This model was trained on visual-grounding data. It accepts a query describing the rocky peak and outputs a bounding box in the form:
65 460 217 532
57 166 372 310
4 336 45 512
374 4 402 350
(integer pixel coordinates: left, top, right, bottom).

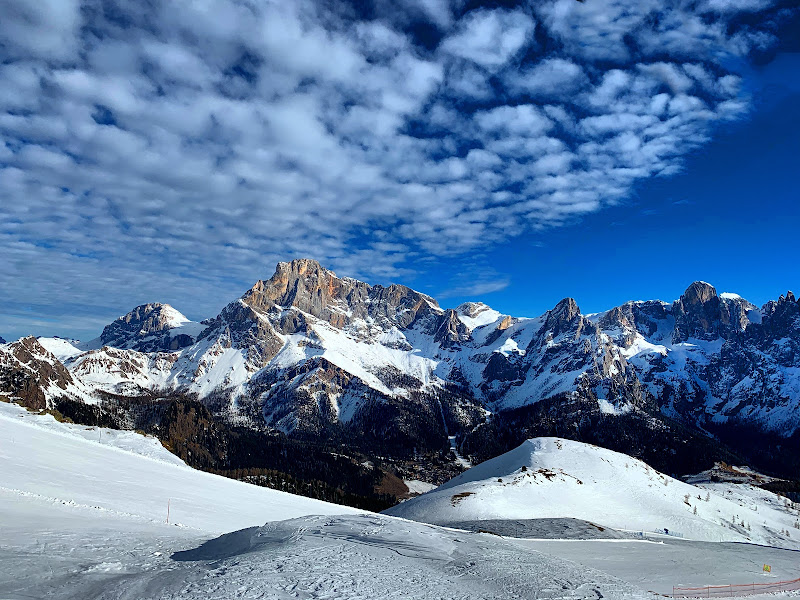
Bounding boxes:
760 291 800 336
681 281 718 306
5 336 59 362
0 337 75 410
241 259 440 332
456 302 491 319
103 303 186 338
552 297 580 320
244 259 352 313
0 336 6 344
599 305 633 331
542 297 581 338
100 303 195 351
672 282 726 343
609 301 672 340
434 309 470 348
597 305 640 348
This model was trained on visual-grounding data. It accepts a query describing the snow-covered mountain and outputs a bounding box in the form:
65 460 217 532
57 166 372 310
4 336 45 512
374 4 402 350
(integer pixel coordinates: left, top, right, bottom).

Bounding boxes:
2 258 799 472
98 302 207 352
385 437 800 549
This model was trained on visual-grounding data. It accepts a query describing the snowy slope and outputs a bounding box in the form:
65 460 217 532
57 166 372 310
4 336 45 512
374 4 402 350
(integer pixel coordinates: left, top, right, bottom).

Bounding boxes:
2 404 797 599
385 438 800 549
0 401 186 465
0 401 654 600
0 401 362 535
37 336 86 361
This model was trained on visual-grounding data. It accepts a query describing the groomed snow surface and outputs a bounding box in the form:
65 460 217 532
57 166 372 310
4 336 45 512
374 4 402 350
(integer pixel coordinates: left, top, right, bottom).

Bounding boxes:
2 406 798 599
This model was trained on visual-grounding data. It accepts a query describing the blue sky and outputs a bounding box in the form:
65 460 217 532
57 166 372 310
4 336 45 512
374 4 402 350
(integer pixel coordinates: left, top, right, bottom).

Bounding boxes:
0 0 798 340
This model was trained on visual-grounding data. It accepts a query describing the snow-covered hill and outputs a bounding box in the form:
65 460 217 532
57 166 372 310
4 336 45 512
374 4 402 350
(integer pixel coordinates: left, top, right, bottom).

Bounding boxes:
385 438 800 549
1 401 797 599
0 400 362 534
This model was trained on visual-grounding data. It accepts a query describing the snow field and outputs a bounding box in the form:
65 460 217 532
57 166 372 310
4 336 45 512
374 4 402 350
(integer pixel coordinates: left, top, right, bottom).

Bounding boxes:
2 404 798 599
0 401 653 599
0 402 362 535
385 438 800 550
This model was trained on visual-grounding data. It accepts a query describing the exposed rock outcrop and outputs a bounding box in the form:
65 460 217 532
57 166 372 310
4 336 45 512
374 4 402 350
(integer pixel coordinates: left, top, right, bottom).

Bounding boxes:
0 337 76 409
241 259 439 332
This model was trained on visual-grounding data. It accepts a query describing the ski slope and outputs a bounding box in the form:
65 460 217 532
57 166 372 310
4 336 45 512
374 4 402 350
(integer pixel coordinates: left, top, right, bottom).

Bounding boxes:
0 401 654 599
0 401 362 534
2 404 798 599
385 438 800 549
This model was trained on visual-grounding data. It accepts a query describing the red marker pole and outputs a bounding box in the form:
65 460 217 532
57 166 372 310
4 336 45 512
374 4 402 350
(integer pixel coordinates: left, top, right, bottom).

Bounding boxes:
166 498 170 524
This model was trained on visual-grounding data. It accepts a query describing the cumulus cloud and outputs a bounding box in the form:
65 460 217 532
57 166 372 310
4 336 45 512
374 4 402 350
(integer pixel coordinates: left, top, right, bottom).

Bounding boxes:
506 58 588 99
439 9 535 69
0 0 791 337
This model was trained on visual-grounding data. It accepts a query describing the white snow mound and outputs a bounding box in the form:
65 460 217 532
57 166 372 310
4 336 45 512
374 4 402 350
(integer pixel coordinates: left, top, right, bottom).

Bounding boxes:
385 438 800 549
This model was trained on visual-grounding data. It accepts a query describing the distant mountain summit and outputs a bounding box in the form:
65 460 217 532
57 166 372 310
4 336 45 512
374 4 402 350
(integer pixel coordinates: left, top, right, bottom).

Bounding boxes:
2 258 799 476
100 303 205 352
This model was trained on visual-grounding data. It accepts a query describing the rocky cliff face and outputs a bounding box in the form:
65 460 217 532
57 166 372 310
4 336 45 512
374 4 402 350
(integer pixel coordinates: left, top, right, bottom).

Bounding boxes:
671 282 754 343
0 337 83 409
240 258 440 331
15 259 800 469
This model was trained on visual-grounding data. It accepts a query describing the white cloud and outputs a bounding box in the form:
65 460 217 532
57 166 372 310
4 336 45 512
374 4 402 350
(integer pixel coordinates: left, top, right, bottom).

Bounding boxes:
438 277 511 299
475 105 553 136
0 0 81 60
506 58 588 99
700 0 776 13
440 9 535 69
0 0 787 338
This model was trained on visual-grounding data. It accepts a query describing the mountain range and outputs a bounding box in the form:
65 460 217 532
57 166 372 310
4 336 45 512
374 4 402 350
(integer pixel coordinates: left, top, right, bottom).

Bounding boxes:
2 258 799 486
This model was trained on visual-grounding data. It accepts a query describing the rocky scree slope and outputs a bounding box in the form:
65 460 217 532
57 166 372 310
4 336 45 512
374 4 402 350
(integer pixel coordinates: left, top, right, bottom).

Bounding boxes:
3 260 799 476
